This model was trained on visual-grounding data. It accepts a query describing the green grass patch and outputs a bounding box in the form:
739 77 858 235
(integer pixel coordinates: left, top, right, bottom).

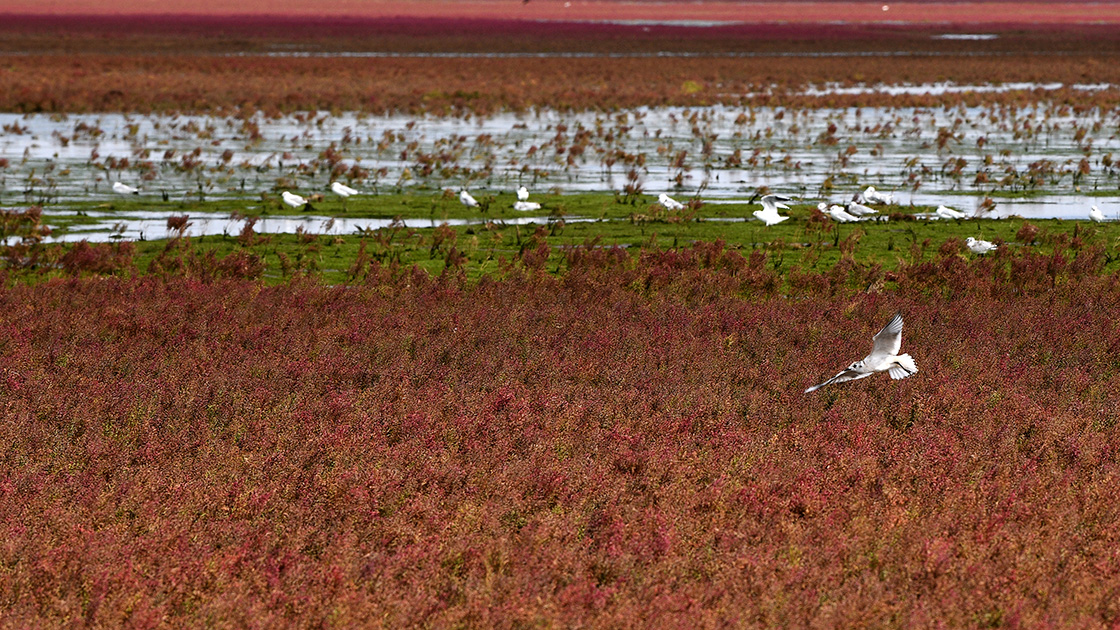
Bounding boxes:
9 192 1120 285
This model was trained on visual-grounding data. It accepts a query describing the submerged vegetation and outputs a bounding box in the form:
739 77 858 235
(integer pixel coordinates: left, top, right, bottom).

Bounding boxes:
5 101 1120 207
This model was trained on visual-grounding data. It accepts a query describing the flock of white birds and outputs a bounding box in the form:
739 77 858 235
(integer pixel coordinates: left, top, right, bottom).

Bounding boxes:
111 178 1109 262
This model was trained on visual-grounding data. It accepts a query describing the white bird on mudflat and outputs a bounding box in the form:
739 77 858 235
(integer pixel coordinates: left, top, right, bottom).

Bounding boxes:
654 191 680 210
846 201 878 217
936 205 968 220
459 190 480 208
966 237 997 255
1089 205 1105 222
819 202 860 223
861 186 894 205
112 181 140 195
513 201 541 211
281 191 307 208
517 186 529 201
805 313 918 393
658 193 685 211
753 194 791 226
331 181 358 197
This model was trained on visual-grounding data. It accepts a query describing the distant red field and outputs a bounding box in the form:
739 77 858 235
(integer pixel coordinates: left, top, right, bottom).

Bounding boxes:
5 0 1120 24
2 1 1119 115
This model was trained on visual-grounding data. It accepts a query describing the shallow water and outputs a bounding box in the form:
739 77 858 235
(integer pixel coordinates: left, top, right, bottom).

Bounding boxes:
6 193 1111 245
12 211 571 244
2 99 1119 227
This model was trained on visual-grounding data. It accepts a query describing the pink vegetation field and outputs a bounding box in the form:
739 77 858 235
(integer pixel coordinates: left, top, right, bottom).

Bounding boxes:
2 251 1119 626
7 0 1120 24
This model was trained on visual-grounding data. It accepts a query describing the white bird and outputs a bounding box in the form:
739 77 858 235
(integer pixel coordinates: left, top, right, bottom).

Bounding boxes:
846 201 878 217
281 191 307 208
513 201 541 212
861 186 894 205
459 190 480 208
819 202 860 223
936 205 968 220
331 181 358 197
805 313 918 393
1089 205 1105 222
753 194 791 226
112 181 139 195
517 186 529 201
966 237 997 255
658 193 685 211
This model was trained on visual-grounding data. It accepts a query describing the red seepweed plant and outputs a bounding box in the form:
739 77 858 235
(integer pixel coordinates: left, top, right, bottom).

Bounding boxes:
1 252 1119 627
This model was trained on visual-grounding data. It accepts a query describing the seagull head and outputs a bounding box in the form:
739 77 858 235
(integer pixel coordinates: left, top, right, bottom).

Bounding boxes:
848 360 865 370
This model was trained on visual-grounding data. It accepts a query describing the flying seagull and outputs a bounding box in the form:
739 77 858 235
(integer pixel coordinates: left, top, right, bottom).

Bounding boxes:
965 237 997 254
805 313 918 393
658 193 685 211
753 193 791 226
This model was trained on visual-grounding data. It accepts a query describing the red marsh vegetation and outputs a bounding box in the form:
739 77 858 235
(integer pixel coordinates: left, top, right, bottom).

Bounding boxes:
2 46 1120 115
2 250 1120 626
1 14 1120 114
6 0 1120 23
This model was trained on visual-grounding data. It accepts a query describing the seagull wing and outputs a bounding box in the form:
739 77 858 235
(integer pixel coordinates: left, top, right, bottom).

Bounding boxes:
805 368 874 393
761 193 792 209
867 313 904 363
